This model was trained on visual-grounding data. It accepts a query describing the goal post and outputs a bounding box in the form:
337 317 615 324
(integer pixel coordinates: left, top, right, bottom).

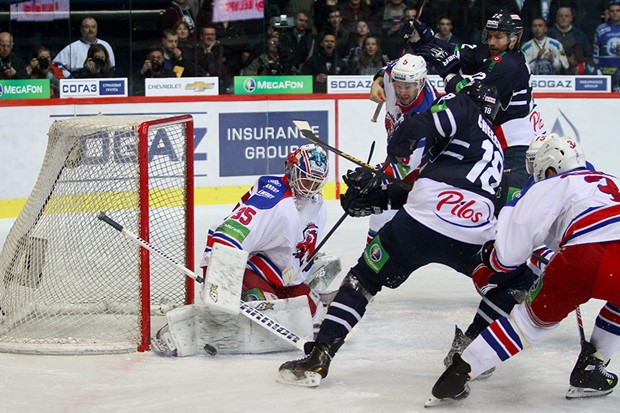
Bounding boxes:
0 114 194 354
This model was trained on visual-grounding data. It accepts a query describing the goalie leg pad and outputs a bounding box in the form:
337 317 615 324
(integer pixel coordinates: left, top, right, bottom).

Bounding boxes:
200 243 248 314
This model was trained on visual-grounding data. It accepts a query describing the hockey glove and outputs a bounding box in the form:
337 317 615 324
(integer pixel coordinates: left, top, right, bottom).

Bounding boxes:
340 168 388 217
417 44 461 78
387 121 417 159
401 19 434 43
472 263 509 296
478 240 495 268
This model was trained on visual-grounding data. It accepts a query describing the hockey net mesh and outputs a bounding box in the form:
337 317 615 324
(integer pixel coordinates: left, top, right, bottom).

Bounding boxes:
0 115 193 354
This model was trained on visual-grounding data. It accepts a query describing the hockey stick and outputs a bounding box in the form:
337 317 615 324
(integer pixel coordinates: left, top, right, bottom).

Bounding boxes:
532 251 587 348
293 120 412 190
97 212 307 352
370 102 383 123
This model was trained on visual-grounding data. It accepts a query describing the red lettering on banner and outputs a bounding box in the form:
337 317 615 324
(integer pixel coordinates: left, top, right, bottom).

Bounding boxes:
436 190 483 223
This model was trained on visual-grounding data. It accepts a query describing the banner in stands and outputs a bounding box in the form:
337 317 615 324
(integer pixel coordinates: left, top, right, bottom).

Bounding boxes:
327 75 611 93
10 0 70 21
219 110 328 176
234 76 313 94
212 0 263 22
60 78 128 98
0 79 50 99
145 77 219 96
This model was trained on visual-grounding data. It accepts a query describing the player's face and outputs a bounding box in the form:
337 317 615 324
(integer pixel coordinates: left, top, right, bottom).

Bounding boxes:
487 30 510 55
394 80 420 106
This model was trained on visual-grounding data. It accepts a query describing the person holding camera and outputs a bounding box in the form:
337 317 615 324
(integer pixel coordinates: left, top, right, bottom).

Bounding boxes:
25 46 64 97
0 32 28 80
73 44 115 79
244 35 290 76
53 17 115 79
132 47 176 96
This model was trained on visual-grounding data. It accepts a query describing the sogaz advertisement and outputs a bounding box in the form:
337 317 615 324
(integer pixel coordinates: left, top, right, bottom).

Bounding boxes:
219 110 328 176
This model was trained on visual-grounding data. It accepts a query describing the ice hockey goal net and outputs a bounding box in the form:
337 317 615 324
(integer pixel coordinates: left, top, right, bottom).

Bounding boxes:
0 114 194 354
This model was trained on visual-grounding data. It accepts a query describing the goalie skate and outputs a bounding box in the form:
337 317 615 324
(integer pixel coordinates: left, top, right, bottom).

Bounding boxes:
150 325 177 357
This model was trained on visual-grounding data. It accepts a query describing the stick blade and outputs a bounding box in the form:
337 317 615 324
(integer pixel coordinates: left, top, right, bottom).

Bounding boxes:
293 120 312 132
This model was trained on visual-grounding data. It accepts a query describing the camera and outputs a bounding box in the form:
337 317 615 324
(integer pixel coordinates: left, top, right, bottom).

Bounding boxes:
270 15 296 73
0 61 11 71
93 56 105 70
271 14 295 30
150 60 162 72
38 56 50 70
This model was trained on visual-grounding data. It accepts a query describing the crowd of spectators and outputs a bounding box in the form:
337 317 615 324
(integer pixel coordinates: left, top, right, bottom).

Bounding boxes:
1 0 619 95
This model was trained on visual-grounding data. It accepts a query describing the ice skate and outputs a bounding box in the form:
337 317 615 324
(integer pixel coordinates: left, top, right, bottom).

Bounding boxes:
444 325 494 379
277 340 343 387
566 341 618 399
425 353 472 407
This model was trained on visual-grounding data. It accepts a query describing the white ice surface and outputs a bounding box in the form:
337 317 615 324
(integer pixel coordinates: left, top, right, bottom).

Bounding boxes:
0 202 617 413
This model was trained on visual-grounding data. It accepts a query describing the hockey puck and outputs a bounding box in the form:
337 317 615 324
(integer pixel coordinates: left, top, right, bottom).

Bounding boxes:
204 343 217 356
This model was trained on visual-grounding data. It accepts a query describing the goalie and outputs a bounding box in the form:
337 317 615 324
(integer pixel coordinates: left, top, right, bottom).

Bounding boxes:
154 144 341 356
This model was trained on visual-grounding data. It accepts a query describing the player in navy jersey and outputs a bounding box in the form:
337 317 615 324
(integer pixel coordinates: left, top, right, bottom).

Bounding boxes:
428 136 620 405
404 11 545 209
276 79 505 387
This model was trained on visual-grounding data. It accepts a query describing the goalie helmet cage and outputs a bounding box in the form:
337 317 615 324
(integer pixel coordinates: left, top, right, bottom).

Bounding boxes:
0 114 194 354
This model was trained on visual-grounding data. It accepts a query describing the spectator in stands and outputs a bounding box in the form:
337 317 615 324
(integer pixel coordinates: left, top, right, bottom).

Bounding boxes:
548 0 607 43
346 20 371 61
349 35 388 75
213 20 251 83
381 0 408 59
300 31 350 93
547 6 595 74
160 28 199 77
25 46 63 97
404 7 417 21
424 0 468 41
279 11 315 73
244 34 292 76
322 8 351 57
174 20 196 61
0 32 27 80
160 0 196 35
338 0 372 33
594 0 620 91
434 15 463 46
521 17 569 75
73 44 115 79
132 47 177 96
314 0 340 33
196 26 226 77
53 17 115 78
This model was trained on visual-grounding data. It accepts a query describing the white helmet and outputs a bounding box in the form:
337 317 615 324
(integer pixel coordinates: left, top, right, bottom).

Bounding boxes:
391 54 427 84
532 135 586 182
285 144 328 199
525 133 561 175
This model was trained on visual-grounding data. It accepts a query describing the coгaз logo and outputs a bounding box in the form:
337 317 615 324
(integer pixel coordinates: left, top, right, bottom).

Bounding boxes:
244 78 257 93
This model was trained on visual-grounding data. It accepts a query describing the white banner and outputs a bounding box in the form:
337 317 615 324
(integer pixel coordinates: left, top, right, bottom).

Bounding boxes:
10 0 70 21
212 0 264 22
145 77 219 96
59 78 128 98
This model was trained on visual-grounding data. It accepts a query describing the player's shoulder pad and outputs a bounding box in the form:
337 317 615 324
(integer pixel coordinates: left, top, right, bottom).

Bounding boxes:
245 176 292 210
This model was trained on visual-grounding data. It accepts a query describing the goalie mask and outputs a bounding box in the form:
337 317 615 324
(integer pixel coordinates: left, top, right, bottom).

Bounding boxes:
482 11 523 50
532 136 586 182
459 80 500 122
285 144 328 199
390 54 427 106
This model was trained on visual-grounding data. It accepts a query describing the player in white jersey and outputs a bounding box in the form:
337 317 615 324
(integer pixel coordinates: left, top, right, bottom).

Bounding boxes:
429 136 620 405
354 54 439 242
201 144 336 319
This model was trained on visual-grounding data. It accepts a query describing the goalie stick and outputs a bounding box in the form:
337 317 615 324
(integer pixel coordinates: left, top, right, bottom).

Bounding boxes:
293 120 412 190
97 212 307 352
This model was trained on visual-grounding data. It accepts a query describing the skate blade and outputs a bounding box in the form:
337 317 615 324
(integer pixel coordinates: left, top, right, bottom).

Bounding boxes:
424 384 471 408
150 337 177 357
276 369 322 387
566 385 614 399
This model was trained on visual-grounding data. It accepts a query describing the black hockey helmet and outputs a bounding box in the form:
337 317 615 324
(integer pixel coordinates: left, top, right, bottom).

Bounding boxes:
460 81 500 122
483 10 524 49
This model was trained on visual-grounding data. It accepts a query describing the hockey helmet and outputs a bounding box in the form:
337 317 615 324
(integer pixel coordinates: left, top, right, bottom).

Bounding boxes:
390 54 427 104
532 136 586 182
460 80 500 122
285 144 329 199
483 11 524 49
526 133 561 175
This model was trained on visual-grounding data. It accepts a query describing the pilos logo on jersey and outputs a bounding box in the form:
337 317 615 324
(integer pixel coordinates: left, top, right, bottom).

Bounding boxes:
0 79 50 99
234 76 313 94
